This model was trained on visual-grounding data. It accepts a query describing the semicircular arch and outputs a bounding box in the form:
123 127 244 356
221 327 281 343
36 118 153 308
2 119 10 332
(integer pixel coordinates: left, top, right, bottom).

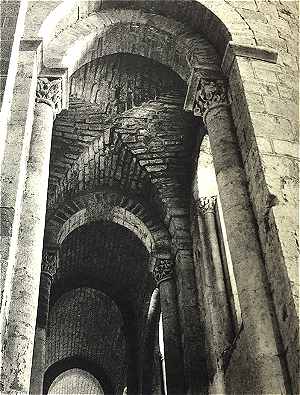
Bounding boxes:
42 11 221 80
25 0 255 69
44 357 114 395
45 190 172 258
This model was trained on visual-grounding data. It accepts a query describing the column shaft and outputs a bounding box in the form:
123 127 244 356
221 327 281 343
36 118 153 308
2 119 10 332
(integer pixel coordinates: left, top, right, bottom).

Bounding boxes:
30 270 53 394
153 257 184 394
141 288 161 395
30 328 46 395
200 199 233 351
205 103 286 392
197 199 233 394
159 278 184 395
1 101 54 393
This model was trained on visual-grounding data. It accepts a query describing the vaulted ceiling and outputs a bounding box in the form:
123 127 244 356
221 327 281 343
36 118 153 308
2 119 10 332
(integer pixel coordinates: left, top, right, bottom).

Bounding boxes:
48 53 186 197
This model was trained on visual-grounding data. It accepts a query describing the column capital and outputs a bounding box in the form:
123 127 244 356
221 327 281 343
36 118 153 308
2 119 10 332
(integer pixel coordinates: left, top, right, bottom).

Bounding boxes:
41 249 58 278
36 77 63 116
184 68 229 123
153 258 174 285
197 196 217 215
36 67 68 117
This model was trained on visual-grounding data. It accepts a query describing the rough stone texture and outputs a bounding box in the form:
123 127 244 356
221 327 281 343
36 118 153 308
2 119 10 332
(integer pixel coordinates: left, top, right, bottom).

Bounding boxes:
227 36 299 393
1 101 54 393
49 220 155 393
47 287 127 394
45 191 171 256
46 81 206 391
52 221 152 317
0 1 298 393
48 54 185 195
0 39 42 363
48 368 104 395
0 0 21 104
26 6 220 80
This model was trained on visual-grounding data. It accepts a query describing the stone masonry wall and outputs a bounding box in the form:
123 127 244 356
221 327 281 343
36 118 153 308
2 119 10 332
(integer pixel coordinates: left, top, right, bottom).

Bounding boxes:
0 0 20 105
224 2 299 391
50 221 154 393
1 1 298 393
47 287 127 394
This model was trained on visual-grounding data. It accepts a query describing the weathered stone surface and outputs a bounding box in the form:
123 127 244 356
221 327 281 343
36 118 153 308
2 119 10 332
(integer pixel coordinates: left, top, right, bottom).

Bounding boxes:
47 288 127 394
1 0 298 394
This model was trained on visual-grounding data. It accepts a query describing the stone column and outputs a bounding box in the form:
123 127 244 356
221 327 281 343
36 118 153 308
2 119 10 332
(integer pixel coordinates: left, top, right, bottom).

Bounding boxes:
197 196 233 393
141 288 161 395
153 258 184 395
30 249 57 395
1 77 63 394
185 70 286 393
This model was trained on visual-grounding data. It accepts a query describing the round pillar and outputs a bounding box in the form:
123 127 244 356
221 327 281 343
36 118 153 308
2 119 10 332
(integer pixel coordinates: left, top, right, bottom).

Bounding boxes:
1 77 62 393
141 288 161 395
197 196 233 393
153 258 184 395
198 197 233 348
30 249 57 394
191 75 286 393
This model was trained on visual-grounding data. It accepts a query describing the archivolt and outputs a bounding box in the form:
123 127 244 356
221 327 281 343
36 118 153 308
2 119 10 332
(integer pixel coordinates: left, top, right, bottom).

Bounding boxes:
43 10 221 80
45 190 172 259
25 0 253 68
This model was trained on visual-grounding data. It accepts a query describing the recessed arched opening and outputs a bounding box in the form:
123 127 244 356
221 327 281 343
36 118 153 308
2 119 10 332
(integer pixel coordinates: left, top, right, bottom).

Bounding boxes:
48 368 104 395
44 358 113 395
41 47 198 395
1 1 297 394
46 219 158 394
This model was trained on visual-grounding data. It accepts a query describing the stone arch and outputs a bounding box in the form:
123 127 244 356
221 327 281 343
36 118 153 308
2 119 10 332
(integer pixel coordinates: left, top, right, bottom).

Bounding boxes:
47 54 188 209
45 190 172 258
25 0 268 64
47 368 105 395
42 11 221 79
46 77 197 262
46 287 127 367
25 1 248 74
1 1 297 394
44 358 114 395
47 224 157 394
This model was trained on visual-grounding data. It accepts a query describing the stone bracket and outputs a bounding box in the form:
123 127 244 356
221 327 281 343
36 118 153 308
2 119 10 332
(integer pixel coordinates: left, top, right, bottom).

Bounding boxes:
221 41 278 76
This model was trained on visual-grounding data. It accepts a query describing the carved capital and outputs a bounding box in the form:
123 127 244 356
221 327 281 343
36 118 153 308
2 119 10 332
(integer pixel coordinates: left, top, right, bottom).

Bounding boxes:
184 69 229 122
36 77 63 116
197 196 217 215
194 78 228 117
153 259 173 284
41 249 58 278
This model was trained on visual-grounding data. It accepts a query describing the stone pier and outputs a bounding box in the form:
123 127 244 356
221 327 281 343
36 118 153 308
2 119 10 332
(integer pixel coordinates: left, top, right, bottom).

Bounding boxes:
185 70 287 394
0 77 63 393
